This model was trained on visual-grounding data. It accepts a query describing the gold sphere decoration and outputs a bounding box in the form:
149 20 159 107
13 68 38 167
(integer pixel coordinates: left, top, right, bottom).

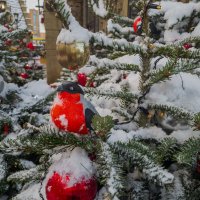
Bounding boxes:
56 42 90 70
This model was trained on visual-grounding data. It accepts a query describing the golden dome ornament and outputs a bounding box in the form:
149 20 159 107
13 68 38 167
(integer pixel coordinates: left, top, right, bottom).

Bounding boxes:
56 42 90 71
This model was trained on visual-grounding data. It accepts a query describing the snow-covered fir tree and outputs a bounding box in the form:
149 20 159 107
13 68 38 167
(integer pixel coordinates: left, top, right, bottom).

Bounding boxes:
0 0 200 199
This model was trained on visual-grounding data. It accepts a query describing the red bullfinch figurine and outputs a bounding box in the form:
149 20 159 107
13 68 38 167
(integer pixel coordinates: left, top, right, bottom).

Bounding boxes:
50 82 98 135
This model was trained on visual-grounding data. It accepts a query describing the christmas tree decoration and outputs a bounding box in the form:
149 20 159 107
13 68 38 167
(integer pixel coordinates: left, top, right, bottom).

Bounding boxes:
4 39 12 46
0 1 6 13
0 118 12 135
50 82 98 134
132 16 142 35
44 148 97 200
183 43 192 50
56 42 90 70
77 73 95 87
24 64 32 70
26 42 35 50
20 73 29 79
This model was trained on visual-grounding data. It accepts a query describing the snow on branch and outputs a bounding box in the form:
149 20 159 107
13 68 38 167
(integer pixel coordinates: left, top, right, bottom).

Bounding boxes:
89 55 140 71
49 0 143 54
98 142 124 199
90 0 108 18
110 141 174 185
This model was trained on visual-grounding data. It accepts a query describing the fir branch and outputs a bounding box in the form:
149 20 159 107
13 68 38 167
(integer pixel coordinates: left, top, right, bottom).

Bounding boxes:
148 104 193 121
112 15 134 27
155 138 179 165
0 126 94 154
89 56 140 72
176 137 200 166
193 113 200 130
107 19 134 38
147 60 200 86
0 29 29 41
153 45 200 59
178 37 200 46
7 165 44 184
97 142 125 199
91 34 144 55
85 88 138 103
20 91 56 114
110 141 174 185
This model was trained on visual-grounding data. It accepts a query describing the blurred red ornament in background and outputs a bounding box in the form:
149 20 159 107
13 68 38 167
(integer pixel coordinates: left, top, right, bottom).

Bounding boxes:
20 73 29 79
26 42 35 50
183 43 192 50
77 73 95 87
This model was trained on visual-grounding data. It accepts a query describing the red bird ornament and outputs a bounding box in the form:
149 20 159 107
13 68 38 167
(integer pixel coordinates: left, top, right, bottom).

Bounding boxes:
50 82 98 135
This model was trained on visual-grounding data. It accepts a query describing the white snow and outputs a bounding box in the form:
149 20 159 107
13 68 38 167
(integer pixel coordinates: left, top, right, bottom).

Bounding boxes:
108 127 200 144
59 114 68 127
91 0 108 18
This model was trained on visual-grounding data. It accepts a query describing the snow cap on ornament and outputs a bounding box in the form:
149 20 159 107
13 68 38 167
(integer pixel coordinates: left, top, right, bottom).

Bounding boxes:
56 29 90 70
42 147 97 200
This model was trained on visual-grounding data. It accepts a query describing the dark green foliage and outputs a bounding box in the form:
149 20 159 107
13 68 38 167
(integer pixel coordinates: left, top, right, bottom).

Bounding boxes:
155 138 179 165
176 138 200 166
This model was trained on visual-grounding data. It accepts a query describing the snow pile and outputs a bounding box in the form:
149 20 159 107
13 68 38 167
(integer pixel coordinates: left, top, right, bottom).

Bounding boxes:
149 1 200 42
42 147 96 199
57 28 90 44
91 0 108 18
14 79 54 110
150 1 200 29
55 0 90 44
108 127 200 144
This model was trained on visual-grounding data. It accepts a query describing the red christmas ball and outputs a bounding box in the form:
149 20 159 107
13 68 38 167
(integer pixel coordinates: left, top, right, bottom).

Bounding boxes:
20 73 29 79
132 16 142 34
50 93 89 134
4 24 9 29
26 42 35 50
46 172 97 200
24 64 32 70
77 73 95 87
183 43 192 50
5 39 12 46
3 124 9 135
77 73 87 86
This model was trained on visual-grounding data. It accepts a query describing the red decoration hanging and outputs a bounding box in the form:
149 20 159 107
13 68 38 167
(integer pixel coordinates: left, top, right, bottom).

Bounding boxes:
77 73 87 86
20 73 29 79
5 39 12 46
3 124 9 135
132 16 142 34
77 73 95 87
183 43 192 50
24 64 32 70
46 172 97 200
26 42 35 50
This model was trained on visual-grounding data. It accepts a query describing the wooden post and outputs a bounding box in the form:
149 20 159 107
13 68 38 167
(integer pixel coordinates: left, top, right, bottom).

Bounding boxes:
44 0 62 84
